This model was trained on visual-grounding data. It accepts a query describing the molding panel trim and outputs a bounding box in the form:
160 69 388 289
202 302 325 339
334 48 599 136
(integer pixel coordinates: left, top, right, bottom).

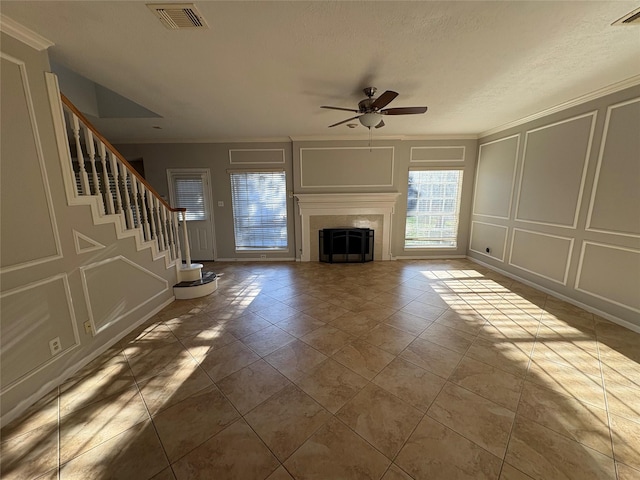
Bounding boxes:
80 256 169 333
410 146 465 163
299 147 394 188
0 53 62 272
508 228 574 285
469 221 509 262
472 134 520 220
73 230 106 254
229 148 285 164
575 241 640 313
585 97 640 238
0 274 80 391
514 112 596 229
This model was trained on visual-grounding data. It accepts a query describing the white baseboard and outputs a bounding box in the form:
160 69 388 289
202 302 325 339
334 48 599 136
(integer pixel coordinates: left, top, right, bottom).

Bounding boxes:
215 257 296 262
393 254 467 260
0 296 175 428
466 256 640 334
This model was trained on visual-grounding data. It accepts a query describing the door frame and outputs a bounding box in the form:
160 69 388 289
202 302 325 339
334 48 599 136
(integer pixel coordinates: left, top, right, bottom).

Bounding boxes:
166 168 217 261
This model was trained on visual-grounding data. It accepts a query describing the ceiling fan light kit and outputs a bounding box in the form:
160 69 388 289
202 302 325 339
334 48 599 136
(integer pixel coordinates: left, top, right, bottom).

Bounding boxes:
321 87 428 130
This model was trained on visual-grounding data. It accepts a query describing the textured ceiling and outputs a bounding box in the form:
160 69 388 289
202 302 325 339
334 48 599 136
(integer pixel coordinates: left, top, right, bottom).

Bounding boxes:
2 1 640 142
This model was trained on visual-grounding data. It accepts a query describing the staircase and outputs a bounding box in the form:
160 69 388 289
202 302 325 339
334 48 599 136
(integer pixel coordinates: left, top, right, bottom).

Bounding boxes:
55 93 216 298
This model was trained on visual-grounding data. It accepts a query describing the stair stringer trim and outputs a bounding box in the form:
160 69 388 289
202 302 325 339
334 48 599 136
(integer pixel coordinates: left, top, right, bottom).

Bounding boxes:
46 73 179 271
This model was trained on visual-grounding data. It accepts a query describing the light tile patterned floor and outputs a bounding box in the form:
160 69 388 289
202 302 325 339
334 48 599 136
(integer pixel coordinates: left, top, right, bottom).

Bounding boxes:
2 259 639 479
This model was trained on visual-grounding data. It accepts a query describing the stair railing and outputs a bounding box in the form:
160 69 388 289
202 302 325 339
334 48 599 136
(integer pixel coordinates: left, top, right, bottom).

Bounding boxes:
59 94 191 266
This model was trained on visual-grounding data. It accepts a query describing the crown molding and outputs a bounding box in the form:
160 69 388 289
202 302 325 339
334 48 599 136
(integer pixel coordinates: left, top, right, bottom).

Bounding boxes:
289 134 478 142
116 136 292 144
479 74 640 138
0 15 54 51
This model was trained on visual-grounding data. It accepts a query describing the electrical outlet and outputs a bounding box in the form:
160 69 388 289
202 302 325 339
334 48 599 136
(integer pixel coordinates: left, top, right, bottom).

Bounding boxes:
49 337 62 356
260 254 267 259
84 320 93 335
217 201 224 207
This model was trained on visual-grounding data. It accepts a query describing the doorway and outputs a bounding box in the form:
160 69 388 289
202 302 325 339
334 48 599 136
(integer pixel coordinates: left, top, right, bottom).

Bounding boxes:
167 169 216 261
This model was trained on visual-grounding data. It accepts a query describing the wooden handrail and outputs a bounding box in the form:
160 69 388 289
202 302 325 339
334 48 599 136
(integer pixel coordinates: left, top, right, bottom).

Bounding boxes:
60 93 184 213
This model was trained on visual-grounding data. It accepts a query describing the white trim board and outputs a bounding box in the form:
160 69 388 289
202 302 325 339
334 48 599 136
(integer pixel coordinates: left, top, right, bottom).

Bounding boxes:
472 134 520 220
513 111 597 229
585 97 640 239
0 274 80 393
0 53 63 273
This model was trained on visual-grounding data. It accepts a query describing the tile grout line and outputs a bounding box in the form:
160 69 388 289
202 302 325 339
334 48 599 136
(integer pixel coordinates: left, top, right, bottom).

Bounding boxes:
122 330 176 479
496 312 541 479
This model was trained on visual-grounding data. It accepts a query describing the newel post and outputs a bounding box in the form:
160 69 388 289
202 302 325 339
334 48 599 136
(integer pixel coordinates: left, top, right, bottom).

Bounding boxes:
180 210 192 267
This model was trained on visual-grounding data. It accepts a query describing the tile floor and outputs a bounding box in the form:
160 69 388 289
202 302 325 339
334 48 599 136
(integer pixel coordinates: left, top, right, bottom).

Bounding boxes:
1 259 639 479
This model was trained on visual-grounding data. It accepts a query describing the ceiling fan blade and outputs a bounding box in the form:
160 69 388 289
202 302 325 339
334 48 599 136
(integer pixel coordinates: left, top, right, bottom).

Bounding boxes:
381 106 428 115
371 90 398 110
375 120 385 129
328 115 360 128
321 106 359 113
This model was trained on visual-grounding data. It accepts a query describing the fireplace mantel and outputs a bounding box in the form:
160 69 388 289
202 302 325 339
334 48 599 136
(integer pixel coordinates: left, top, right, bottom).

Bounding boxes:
294 193 401 262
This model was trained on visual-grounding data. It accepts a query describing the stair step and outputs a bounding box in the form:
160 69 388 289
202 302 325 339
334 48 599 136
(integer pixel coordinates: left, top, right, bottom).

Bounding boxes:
174 271 217 288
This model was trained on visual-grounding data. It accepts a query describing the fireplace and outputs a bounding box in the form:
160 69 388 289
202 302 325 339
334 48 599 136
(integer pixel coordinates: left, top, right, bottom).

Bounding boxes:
320 228 374 263
294 193 400 262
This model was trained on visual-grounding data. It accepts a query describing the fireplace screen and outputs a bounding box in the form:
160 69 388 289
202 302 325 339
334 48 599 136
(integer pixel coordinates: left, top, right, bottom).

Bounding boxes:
319 228 374 263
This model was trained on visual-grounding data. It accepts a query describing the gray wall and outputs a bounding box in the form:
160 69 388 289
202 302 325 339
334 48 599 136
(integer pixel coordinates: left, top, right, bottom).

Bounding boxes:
0 33 177 425
128 138 477 261
291 139 478 259
469 85 640 329
115 142 296 261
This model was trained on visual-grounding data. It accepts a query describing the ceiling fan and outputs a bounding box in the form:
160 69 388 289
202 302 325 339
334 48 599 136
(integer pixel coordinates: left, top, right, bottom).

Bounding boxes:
321 87 428 129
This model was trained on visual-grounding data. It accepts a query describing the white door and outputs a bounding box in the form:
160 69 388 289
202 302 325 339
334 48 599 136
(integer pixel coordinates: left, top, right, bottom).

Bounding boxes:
167 169 215 261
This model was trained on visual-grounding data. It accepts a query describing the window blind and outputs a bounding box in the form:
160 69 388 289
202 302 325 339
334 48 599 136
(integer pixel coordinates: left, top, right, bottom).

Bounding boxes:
173 176 206 221
230 171 288 250
405 169 463 248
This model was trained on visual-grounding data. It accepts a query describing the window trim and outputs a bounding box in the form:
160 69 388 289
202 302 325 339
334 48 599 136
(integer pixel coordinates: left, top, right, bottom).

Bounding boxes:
403 168 464 250
229 170 289 253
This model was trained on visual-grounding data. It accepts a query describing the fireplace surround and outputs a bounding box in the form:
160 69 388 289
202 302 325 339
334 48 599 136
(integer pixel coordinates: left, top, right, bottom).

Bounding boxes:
294 193 400 262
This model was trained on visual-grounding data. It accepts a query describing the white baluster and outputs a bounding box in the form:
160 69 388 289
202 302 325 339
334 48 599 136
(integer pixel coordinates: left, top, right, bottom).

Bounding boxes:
173 211 182 262
130 177 142 231
146 189 157 242
156 198 167 251
83 129 100 202
71 114 90 195
120 165 134 229
109 151 123 215
63 109 80 197
98 142 115 214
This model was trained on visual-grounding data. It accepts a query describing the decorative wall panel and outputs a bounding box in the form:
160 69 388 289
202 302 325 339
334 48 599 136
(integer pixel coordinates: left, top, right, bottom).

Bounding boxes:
469 221 508 262
229 148 285 164
0 54 61 271
300 147 394 187
515 113 596 227
473 135 519 219
0 275 78 388
586 98 640 237
575 242 640 313
509 229 573 284
410 146 465 163
80 256 169 333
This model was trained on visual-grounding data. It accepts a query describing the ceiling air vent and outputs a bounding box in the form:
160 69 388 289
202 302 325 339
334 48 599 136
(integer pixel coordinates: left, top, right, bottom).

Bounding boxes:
147 3 209 29
612 6 640 25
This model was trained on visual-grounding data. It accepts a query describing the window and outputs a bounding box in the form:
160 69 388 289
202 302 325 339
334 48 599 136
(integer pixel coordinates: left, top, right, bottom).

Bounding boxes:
230 171 288 250
169 172 208 221
405 169 463 248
